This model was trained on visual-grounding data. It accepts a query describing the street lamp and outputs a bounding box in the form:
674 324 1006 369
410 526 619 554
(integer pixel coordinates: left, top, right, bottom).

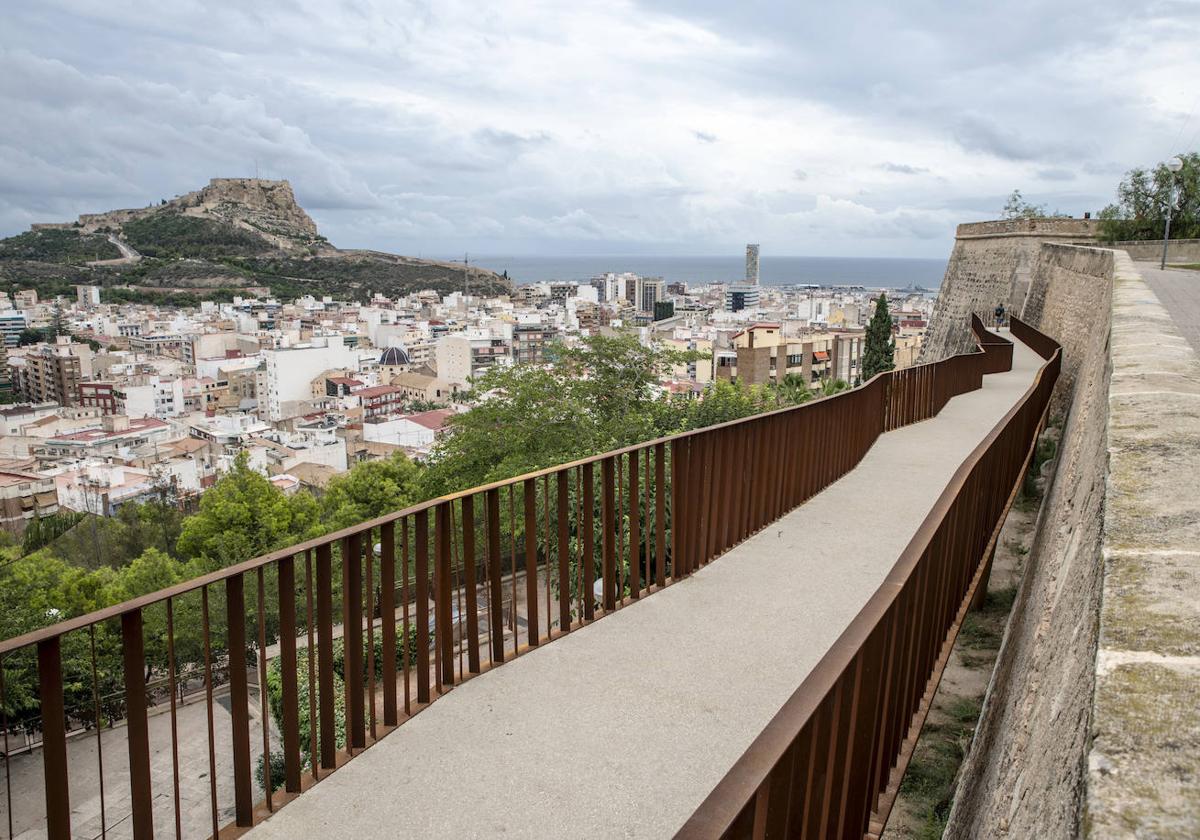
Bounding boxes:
1161 155 1184 270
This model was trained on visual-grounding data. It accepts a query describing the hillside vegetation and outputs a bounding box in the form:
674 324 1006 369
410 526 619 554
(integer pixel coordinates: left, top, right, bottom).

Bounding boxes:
121 212 275 260
0 177 511 303
0 228 119 263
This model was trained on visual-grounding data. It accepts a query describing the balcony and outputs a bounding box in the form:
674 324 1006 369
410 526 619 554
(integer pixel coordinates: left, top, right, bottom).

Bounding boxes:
0 317 1059 839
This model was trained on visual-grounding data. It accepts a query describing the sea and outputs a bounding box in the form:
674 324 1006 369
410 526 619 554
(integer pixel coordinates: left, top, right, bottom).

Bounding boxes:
463 255 947 290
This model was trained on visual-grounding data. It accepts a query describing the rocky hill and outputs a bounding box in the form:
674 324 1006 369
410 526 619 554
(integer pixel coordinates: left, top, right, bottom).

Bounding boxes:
0 178 511 305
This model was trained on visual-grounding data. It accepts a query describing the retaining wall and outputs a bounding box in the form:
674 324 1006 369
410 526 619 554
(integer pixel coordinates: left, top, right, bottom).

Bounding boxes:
1103 238 1200 263
943 248 1200 837
944 245 1113 839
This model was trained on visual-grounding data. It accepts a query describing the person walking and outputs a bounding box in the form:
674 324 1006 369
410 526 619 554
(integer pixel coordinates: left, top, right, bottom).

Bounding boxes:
993 302 1006 328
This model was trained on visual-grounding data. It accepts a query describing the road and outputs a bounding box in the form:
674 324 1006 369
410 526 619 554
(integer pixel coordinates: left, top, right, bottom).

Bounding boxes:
1134 262 1200 355
85 234 141 267
245 337 1044 840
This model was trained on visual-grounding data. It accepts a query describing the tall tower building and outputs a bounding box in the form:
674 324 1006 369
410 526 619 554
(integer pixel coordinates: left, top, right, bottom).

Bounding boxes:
745 244 760 285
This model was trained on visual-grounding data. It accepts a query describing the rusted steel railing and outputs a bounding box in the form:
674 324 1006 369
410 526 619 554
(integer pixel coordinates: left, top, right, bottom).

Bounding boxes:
0 319 1012 839
677 316 1059 840
972 312 1015 374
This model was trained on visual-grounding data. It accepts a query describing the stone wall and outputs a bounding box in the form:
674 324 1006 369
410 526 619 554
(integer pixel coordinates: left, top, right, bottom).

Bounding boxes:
920 219 1098 363
944 248 1200 837
1103 238 1200 263
1022 244 1114 417
944 245 1113 840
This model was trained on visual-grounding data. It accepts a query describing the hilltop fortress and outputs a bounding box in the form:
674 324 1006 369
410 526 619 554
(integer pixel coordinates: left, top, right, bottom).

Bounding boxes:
33 178 324 251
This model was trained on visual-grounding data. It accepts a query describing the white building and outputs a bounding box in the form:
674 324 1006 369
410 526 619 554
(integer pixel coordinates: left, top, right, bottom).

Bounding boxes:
117 376 186 419
361 409 454 455
434 331 509 386
76 286 102 308
261 337 359 422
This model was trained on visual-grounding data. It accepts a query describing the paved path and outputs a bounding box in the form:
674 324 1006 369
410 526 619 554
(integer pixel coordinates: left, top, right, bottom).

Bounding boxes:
247 338 1043 840
3 686 275 840
1135 262 1200 355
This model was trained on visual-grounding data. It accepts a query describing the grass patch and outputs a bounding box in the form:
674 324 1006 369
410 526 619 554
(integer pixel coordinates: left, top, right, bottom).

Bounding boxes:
958 651 995 669
1170 263 1200 270
958 586 1017 649
900 701 981 839
1016 434 1058 511
1004 538 1029 557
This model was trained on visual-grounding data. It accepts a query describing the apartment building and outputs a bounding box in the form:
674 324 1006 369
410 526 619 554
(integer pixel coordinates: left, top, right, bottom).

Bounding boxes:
11 338 94 406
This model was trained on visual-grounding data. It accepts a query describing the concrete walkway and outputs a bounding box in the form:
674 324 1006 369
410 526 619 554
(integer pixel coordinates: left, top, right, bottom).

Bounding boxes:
1134 262 1200 355
247 337 1044 840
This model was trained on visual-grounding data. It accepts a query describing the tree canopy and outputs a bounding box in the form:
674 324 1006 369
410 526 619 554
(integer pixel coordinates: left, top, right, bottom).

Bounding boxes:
1098 152 1200 242
176 451 323 570
321 451 422 530
418 332 690 495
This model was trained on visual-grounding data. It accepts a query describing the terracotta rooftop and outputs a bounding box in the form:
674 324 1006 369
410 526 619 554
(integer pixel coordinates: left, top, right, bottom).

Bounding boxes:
406 408 454 430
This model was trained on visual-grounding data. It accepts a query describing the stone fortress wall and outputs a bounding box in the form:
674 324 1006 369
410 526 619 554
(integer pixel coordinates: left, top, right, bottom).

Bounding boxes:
928 223 1200 837
919 219 1100 363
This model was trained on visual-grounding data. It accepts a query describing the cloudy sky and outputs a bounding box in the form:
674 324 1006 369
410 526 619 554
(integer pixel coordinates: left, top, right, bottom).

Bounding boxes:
2 1 1198 258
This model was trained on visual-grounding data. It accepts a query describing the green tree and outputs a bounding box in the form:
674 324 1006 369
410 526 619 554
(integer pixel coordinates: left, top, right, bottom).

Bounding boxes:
1002 189 1046 220
49 302 68 338
419 332 689 496
819 377 851 397
17 327 46 346
862 293 895 382
1097 152 1200 242
321 452 422 530
177 452 323 569
769 373 816 407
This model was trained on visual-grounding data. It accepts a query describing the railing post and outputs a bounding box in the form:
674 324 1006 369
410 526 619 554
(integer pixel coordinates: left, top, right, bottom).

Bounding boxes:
523 478 540 641
557 472 571 628
628 449 641 597
582 461 596 619
486 489 505 662
37 637 70 840
121 609 154 839
435 503 456 685
315 542 336 768
343 533 365 749
226 572 253 827
277 555 303 791
415 509 432 702
601 457 616 610
460 499 481 673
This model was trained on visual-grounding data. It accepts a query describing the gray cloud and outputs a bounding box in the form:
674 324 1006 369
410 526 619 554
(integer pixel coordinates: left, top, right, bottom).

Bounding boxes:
1036 168 1076 182
879 162 930 175
1 0 1198 258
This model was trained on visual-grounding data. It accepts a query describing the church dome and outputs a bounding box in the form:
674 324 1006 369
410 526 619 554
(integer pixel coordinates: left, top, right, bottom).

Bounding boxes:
379 345 411 366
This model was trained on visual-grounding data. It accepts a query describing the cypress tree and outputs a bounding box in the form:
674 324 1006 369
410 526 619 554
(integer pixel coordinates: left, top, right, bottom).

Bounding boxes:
862 293 895 381
49 302 68 338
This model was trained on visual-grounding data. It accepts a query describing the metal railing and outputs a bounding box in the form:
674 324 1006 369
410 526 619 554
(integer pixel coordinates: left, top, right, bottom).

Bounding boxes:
0 318 1017 839
971 313 1014 374
677 316 1060 839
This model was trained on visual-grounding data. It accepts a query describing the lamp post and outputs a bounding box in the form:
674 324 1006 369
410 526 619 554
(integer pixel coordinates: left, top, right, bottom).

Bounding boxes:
1161 155 1184 270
